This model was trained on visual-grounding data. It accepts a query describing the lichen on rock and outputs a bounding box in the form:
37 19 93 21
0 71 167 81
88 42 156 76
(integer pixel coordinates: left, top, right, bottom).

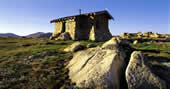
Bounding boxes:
126 51 167 89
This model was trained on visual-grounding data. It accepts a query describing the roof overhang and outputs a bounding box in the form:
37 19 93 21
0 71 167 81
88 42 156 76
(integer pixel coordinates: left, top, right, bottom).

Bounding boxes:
50 10 114 23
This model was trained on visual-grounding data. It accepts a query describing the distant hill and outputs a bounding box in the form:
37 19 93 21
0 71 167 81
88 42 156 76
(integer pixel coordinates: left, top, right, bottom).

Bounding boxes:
0 32 52 38
0 33 20 37
26 32 52 38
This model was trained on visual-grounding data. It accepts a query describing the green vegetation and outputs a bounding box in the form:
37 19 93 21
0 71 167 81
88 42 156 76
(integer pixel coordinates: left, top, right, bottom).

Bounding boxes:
0 37 103 89
132 42 170 58
0 37 169 88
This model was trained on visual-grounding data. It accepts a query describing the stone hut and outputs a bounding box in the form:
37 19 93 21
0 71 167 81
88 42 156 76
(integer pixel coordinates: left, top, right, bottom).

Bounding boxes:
50 10 113 41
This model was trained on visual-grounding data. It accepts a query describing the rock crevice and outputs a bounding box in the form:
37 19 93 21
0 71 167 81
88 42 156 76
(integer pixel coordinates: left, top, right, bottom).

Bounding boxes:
66 37 169 89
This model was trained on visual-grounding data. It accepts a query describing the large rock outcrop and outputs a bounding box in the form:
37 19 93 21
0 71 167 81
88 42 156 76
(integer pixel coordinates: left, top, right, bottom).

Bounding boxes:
49 32 71 41
146 56 170 89
66 37 169 89
67 38 128 89
119 32 170 39
64 42 83 52
126 51 167 89
89 29 112 42
86 43 97 48
55 32 71 41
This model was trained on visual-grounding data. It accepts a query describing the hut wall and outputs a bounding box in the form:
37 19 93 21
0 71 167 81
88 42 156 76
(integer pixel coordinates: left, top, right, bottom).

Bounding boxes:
88 16 96 41
89 25 95 41
52 22 64 36
75 16 93 40
65 21 76 40
51 14 112 41
91 15 112 41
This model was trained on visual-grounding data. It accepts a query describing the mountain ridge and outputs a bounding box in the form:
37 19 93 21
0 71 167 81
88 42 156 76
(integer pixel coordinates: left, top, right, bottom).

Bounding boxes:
0 32 52 38
0 33 20 37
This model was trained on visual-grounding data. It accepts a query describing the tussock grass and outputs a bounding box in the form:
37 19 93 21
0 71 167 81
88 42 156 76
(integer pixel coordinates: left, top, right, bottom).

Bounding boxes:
1 37 169 88
0 37 103 89
132 42 170 58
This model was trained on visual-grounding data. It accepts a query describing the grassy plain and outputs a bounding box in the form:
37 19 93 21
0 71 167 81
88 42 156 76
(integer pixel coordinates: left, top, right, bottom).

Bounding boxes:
0 37 169 88
0 37 103 88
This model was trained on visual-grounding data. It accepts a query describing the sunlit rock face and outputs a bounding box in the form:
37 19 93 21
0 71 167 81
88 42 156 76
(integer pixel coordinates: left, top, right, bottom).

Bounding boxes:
64 42 83 52
67 37 129 89
126 51 167 89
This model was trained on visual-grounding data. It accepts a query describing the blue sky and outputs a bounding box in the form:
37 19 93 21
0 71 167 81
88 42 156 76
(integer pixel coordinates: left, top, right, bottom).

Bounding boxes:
0 0 169 36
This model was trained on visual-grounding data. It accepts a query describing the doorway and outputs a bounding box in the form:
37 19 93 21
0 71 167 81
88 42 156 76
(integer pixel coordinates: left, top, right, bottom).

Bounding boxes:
62 22 66 33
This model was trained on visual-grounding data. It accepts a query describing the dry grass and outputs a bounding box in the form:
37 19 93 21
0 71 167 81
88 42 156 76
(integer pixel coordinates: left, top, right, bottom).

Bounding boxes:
0 37 103 89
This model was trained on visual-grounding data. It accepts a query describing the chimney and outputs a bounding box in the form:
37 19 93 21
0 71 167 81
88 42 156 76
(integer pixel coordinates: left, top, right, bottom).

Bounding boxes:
79 9 81 15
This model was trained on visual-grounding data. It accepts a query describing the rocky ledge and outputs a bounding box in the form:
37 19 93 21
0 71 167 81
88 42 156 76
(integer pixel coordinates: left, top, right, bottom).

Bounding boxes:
66 37 170 89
